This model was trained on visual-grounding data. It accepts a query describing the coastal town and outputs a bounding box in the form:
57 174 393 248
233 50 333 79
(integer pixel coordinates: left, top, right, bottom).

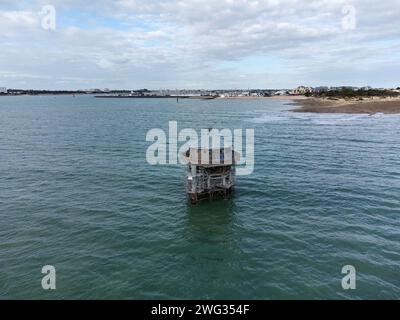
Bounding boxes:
0 86 399 98
2 85 399 114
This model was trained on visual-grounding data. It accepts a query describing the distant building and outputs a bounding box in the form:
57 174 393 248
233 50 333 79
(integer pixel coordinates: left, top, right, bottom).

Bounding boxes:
314 86 329 93
82 88 102 94
274 90 289 96
330 86 358 92
290 86 313 95
0 87 7 94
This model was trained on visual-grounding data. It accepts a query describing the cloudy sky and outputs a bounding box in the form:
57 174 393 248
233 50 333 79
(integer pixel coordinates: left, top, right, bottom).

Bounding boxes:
0 0 399 89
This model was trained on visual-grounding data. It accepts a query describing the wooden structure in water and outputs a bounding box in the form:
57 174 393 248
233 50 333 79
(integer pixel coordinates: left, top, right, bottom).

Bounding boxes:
181 147 240 204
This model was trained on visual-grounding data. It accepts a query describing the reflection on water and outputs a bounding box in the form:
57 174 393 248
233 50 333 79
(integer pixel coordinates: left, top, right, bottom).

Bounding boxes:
186 200 236 234
182 200 240 264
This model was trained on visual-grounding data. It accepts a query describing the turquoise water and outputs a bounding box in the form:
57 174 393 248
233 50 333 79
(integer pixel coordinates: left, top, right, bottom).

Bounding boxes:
0 95 399 299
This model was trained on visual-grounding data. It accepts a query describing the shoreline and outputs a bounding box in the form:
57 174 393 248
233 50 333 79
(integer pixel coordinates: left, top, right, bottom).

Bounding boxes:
289 96 400 114
217 95 308 101
217 95 400 114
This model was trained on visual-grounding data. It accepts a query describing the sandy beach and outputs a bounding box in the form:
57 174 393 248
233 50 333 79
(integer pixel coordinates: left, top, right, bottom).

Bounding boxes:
218 95 400 114
218 95 309 101
290 96 400 114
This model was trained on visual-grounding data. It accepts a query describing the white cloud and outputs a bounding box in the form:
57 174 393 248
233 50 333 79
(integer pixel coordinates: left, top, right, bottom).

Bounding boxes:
0 0 399 89
0 10 39 36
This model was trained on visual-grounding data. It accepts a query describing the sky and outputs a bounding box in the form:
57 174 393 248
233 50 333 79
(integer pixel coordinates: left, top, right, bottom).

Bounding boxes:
0 0 399 90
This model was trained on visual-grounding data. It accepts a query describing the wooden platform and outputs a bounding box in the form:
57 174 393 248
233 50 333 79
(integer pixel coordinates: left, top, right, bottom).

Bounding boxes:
182 148 239 204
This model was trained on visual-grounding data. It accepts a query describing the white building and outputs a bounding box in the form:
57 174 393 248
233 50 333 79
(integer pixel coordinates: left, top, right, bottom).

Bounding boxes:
0 87 7 94
291 86 313 95
361 86 372 91
274 90 289 96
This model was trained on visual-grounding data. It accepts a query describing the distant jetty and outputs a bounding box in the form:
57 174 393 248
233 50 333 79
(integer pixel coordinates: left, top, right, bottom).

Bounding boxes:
94 95 218 100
